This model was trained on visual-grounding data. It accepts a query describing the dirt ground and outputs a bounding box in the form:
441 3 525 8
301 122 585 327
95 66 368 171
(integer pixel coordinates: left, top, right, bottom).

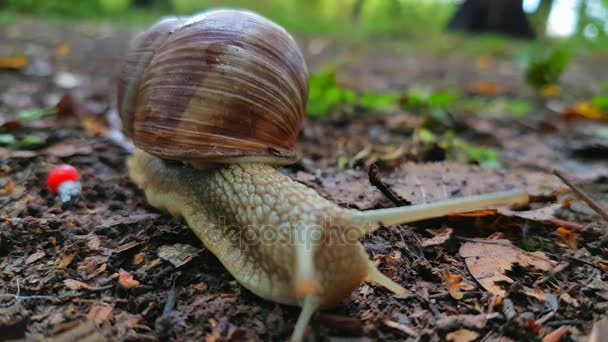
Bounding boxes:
1 18 608 342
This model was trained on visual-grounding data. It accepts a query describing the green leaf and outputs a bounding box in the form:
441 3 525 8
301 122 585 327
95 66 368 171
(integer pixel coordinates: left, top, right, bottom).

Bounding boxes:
359 93 400 111
524 48 570 89
17 108 55 123
592 95 608 111
505 99 532 117
307 66 357 117
19 135 45 148
428 90 459 108
0 134 16 145
464 146 502 169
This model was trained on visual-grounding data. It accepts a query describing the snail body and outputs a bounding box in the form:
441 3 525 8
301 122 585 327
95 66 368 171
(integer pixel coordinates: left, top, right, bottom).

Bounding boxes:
120 10 528 341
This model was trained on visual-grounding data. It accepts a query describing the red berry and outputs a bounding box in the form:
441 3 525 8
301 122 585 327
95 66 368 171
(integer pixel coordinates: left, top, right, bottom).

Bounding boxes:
47 165 79 193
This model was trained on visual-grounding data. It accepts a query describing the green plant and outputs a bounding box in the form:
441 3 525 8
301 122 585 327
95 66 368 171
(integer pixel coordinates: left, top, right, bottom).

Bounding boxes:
307 67 356 117
524 48 570 89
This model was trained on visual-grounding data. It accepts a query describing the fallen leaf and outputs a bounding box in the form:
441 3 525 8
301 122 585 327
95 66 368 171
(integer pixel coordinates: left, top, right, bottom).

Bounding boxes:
192 282 209 292
64 279 94 291
133 252 145 265
82 115 108 136
539 84 561 98
88 263 107 279
564 101 608 121
443 272 473 300
460 239 554 296
422 227 453 247
0 55 28 70
446 329 480 342
473 56 492 69
55 43 71 57
56 253 75 268
542 325 571 342
118 269 140 289
157 243 200 268
524 286 547 302
87 304 114 324
468 80 504 96
86 235 101 251
0 179 14 195
26 250 45 264
45 142 93 158
113 241 140 254
556 227 577 249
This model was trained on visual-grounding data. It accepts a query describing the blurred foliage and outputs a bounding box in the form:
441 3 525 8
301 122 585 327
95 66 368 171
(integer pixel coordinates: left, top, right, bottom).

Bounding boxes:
307 67 356 116
523 48 570 89
307 67 401 116
1 0 131 16
416 129 501 169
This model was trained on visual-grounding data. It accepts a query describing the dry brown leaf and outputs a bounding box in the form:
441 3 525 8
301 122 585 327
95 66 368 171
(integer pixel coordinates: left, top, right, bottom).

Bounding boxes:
82 116 108 135
539 84 561 98
460 239 554 296
443 272 473 300
473 56 492 69
64 279 93 291
118 269 139 289
45 142 93 158
87 235 101 251
55 43 71 57
192 282 209 292
56 253 75 268
113 241 140 254
563 101 608 121
422 227 453 247
0 55 28 70
468 80 504 96
524 286 547 302
0 179 14 195
87 304 114 324
446 329 480 342
157 243 199 268
26 250 45 265
133 252 145 265
556 227 578 249
88 263 107 279
142 258 161 270
542 325 571 342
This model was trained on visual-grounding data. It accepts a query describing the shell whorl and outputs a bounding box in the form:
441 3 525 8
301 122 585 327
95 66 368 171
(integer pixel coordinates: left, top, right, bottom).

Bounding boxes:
118 10 309 165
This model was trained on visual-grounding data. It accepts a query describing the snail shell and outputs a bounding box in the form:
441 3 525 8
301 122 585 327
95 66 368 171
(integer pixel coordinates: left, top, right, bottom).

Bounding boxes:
117 9 309 165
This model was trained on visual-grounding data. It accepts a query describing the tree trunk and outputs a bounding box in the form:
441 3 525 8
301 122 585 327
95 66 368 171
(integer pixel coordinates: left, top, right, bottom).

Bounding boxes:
447 0 536 39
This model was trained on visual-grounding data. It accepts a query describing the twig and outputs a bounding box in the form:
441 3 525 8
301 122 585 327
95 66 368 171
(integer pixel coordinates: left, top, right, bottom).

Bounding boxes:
368 164 411 206
553 169 608 222
0 279 59 308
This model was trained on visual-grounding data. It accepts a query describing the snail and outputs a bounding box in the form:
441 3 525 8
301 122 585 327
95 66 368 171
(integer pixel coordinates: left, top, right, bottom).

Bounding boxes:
118 9 528 341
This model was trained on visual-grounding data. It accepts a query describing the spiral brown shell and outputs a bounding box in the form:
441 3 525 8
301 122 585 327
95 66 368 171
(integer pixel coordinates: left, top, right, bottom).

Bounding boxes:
117 9 308 165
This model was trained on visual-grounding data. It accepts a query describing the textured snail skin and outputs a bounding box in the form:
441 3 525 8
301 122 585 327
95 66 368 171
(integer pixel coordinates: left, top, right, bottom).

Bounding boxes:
128 149 403 309
127 149 528 340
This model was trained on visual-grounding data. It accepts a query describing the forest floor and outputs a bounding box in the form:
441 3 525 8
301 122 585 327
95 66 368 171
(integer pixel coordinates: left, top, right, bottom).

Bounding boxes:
1 18 608 342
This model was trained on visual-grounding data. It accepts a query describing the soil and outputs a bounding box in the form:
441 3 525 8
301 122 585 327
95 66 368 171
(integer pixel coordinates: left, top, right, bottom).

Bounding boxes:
1 18 607 342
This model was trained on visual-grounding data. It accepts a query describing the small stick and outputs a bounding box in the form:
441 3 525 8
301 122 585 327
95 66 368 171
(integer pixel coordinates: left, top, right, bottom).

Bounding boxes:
368 164 411 206
552 169 608 223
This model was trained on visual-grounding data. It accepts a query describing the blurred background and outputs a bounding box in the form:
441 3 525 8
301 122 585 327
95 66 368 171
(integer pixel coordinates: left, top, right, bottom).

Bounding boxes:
1 0 608 46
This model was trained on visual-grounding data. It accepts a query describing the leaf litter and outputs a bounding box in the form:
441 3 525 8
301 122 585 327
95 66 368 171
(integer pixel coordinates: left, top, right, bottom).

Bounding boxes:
0 16 607 342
